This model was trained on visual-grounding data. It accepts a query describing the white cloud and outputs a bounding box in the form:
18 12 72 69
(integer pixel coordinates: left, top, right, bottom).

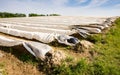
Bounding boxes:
84 0 109 8
55 6 120 17
114 4 120 8
76 0 88 4
51 0 69 6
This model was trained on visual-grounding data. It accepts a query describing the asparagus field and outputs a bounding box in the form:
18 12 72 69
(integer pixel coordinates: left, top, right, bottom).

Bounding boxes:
0 16 119 75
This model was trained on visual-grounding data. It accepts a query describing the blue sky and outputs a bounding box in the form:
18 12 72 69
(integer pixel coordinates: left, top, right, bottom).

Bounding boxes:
0 0 120 16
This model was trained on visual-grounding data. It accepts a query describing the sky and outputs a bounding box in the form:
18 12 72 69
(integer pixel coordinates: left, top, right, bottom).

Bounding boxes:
0 0 120 16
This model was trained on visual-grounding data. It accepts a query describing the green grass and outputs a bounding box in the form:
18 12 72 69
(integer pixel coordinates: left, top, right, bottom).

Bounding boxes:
51 18 120 75
52 59 87 75
0 62 7 75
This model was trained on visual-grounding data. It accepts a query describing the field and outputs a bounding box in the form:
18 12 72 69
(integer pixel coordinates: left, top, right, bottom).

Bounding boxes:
0 17 120 75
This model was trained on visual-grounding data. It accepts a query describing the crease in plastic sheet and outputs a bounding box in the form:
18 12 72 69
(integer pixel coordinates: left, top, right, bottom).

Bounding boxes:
55 34 79 46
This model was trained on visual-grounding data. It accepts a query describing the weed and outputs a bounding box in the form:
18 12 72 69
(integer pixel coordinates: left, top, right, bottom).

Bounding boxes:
64 56 74 63
0 63 7 75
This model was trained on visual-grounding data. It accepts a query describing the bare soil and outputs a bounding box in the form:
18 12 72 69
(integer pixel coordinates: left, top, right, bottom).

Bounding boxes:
0 50 44 75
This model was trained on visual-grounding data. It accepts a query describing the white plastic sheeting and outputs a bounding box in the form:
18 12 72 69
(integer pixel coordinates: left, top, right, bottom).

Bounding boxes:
0 23 75 35
22 42 52 60
0 35 52 60
0 16 117 34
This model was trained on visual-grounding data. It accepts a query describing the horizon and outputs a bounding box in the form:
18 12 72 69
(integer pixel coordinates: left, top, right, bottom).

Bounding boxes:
0 0 120 17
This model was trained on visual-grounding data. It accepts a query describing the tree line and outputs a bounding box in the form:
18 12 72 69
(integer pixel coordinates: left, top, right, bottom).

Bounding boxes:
29 13 60 17
0 12 61 18
0 12 26 18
